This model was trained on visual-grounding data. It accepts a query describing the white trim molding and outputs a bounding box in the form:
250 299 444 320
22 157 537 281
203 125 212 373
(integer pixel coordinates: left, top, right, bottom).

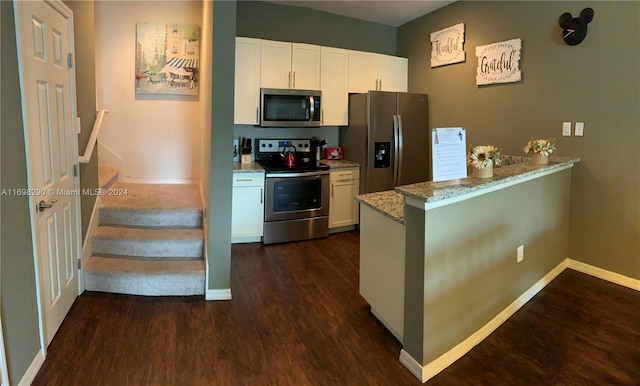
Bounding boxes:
567 259 640 291
205 289 232 301
78 109 108 163
18 349 45 386
79 196 101 294
400 259 568 383
0 318 8 386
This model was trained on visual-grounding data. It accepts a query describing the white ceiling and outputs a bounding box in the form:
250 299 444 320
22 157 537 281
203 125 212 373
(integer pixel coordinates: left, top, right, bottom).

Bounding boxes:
268 1 456 27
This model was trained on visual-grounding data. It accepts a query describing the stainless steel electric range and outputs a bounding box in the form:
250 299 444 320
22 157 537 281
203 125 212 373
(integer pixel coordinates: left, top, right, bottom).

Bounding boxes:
255 138 330 244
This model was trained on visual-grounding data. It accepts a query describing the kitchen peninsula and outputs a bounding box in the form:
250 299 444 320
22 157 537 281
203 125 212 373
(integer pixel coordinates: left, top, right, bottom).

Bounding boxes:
357 156 580 383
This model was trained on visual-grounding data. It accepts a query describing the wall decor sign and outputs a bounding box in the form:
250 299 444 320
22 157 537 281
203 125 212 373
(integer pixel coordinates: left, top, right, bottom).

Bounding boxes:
475 38 522 85
135 22 201 96
430 23 465 67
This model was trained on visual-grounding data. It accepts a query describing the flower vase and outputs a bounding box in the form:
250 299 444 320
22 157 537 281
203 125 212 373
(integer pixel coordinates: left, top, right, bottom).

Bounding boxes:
472 163 493 178
532 153 549 165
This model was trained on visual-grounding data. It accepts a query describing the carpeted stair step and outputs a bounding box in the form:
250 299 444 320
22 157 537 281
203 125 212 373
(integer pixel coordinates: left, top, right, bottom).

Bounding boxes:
84 256 205 296
100 182 202 228
92 226 204 258
98 166 119 189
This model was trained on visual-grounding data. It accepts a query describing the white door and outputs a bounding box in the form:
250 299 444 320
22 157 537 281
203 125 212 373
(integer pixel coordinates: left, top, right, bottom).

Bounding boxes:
320 47 349 126
15 0 80 346
234 37 261 124
291 43 320 90
260 39 292 89
348 50 379 93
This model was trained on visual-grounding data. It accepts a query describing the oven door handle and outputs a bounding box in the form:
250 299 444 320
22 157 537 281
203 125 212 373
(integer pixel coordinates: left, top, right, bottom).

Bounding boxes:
266 171 329 178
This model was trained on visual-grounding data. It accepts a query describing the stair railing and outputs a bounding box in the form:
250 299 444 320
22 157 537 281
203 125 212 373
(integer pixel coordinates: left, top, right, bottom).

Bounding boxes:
79 109 109 163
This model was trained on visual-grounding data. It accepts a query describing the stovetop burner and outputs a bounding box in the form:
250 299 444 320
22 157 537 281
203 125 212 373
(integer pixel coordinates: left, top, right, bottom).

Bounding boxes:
255 138 329 173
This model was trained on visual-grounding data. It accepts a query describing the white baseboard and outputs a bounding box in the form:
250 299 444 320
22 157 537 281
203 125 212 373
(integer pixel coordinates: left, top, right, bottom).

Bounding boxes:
122 177 199 185
205 289 232 301
567 259 640 291
400 259 568 383
18 348 45 386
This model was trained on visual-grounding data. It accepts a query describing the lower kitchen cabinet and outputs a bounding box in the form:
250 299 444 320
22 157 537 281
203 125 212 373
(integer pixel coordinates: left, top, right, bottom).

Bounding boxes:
232 172 264 243
329 167 360 229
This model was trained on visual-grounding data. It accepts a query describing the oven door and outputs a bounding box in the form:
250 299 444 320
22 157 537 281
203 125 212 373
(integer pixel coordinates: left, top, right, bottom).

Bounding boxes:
264 171 329 222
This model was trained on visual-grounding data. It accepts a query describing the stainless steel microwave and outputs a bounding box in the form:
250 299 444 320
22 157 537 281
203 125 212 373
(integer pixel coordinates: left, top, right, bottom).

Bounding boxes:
260 88 322 127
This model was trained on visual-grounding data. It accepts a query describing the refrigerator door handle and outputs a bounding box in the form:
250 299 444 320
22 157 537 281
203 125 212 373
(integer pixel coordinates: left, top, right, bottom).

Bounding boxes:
397 114 404 185
393 114 400 186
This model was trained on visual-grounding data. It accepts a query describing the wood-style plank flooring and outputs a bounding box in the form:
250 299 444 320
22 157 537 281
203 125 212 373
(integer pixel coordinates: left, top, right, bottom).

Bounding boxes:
33 231 639 385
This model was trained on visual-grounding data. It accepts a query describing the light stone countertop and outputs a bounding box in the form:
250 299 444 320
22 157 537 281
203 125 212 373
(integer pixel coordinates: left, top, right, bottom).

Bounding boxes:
396 156 580 204
356 190 405 224
320 159 360 169
355 155 580 224
232 162 264 173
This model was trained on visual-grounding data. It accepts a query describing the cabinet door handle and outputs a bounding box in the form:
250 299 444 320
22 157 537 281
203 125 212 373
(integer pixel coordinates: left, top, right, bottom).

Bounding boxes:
288 71 291 88
379 78 382 90
331 183 334 198
260 188 263 204
235 179 253 182
321 109 324 124
256 106 259 124
293 71 296 88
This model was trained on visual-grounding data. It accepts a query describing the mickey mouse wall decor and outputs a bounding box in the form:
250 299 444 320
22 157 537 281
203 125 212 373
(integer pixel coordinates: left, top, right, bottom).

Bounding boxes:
559 8 594 46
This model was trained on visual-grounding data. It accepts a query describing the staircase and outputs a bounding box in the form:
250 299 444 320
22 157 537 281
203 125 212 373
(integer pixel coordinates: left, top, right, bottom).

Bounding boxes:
84 167 205 296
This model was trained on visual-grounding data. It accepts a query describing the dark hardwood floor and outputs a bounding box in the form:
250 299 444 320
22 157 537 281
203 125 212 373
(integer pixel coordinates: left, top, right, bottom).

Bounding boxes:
33 231 639 385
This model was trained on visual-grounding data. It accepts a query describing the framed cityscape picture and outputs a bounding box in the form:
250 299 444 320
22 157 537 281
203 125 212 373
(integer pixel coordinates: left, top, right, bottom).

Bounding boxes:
135 22 200 96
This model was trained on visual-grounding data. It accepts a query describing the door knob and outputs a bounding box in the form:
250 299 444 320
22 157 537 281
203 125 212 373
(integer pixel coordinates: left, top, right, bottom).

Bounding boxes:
38 199 57 212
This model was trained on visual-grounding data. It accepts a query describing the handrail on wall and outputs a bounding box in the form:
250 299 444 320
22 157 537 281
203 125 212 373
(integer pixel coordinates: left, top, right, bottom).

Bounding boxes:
79 109 109 164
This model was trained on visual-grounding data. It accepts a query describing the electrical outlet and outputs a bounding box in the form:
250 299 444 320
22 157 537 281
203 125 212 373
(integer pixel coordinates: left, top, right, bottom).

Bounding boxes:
562 122 571 136
517 245 524 263
575 122 584 136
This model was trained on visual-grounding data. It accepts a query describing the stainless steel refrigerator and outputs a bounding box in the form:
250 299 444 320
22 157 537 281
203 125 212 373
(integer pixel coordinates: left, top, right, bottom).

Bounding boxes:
341 91 429 194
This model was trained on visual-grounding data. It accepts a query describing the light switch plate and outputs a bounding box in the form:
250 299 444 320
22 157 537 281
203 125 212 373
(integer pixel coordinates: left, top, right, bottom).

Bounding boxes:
76 116 81 135
575 122 584 136
562 122 571 136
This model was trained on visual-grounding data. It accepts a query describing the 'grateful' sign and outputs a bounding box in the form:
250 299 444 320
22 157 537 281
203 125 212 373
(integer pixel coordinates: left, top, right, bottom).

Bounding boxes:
475 38 522 85
430 23 465 67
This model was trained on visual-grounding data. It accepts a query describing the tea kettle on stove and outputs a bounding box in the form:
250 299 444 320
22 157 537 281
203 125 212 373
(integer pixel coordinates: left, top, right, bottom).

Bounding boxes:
281 144 296 167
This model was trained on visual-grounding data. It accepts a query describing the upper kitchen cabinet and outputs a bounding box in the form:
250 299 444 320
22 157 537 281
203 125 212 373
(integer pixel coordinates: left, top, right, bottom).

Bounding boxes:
261 40 321 90
320 47 349 126
235 37 261 125
348 50 408 93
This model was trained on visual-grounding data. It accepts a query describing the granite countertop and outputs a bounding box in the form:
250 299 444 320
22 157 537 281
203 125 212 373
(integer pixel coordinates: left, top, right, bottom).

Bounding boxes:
355 155 580 224
396 155 580 204
320 159 360 169
356 190 405 224
233 162 264 172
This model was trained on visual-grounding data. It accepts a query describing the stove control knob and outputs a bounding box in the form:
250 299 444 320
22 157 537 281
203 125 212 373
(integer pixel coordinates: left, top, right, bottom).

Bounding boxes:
268 144 273 148
261 144 266 147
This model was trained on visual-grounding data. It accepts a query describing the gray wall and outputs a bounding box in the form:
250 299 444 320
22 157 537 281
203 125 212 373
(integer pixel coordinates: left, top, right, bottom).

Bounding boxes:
64 0 99 240
208 0 236 290
398 1 640 279
1 2 43 384
237 1 397 55
404 169 571 365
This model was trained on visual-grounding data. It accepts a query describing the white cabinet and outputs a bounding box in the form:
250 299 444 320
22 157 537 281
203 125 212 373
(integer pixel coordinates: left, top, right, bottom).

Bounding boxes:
232 172 264 243
234 37 261 125
261 40 320 90
348 50 408 93
329 167 360 229
320 47 349 126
